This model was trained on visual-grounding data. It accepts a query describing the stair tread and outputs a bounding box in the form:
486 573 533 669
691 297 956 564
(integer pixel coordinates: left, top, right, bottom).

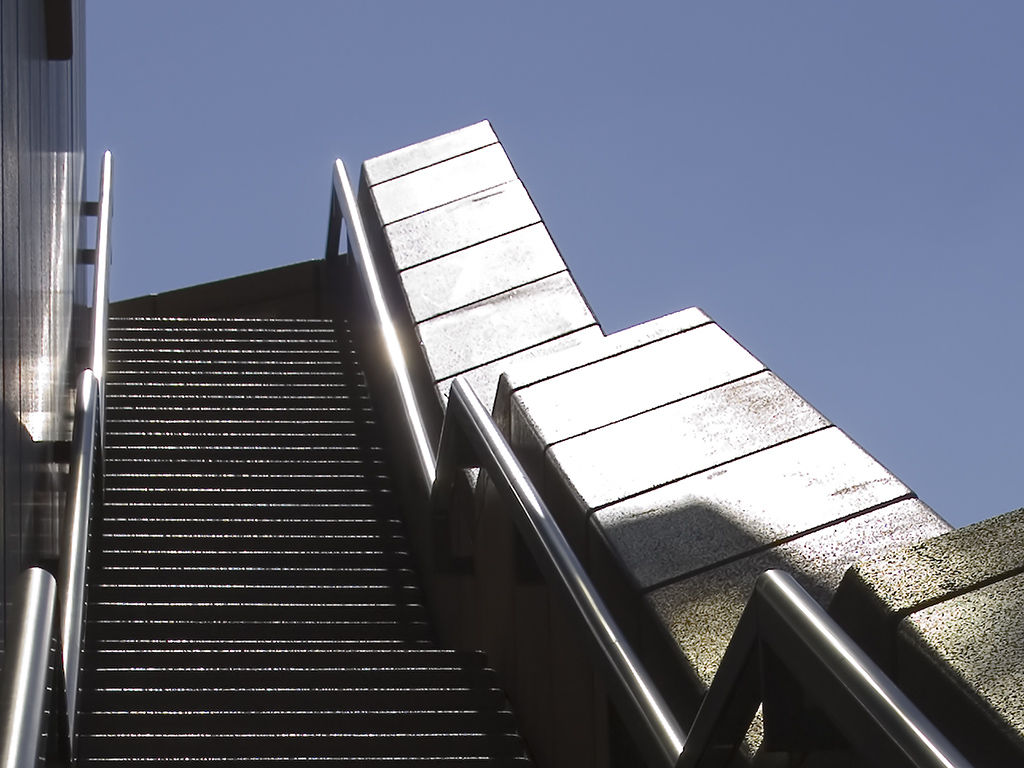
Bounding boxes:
79 316 528 766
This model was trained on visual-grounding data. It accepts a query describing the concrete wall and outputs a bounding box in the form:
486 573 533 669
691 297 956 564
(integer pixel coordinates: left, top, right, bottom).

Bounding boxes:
356 122 1018 767
0 0 86 655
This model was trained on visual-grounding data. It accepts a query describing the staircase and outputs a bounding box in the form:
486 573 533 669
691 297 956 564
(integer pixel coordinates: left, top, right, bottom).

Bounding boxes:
76 315 529 766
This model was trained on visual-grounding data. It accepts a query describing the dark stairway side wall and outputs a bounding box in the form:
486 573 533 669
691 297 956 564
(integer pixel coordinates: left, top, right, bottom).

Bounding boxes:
109 259 332 320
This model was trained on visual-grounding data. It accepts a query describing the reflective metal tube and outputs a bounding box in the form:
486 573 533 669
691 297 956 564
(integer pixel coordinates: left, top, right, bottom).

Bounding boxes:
0 569 59 768
330 160 436 492
445 378 687 768
755 571 971 768
90 150 113 384
57 369 99 750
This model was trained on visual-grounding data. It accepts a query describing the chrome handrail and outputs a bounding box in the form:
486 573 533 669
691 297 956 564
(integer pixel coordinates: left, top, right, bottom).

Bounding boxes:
437 378 686 768
680 570 971 768
0 569 59 768
326 158 684 766
90 150 113 384
327 160 435 493
58 149 113 754
0 151 113 768
59 149 112 751
56 369 99 753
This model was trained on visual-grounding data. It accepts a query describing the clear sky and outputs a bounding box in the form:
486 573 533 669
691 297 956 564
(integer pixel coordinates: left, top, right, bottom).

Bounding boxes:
86 2 1024 529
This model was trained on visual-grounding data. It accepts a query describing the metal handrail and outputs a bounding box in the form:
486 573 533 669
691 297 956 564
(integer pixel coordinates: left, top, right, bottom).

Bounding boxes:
56 369 99 753
90 150 113 384
0 570 59 768
680 570 971 768
327 160 435 493
0 151 113 768
59 149 112 751
437 378 686 768
329 155 974 768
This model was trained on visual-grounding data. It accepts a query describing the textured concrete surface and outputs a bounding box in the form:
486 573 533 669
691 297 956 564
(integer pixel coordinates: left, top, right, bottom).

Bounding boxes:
647 499 947 689
513 322 765 444
371 143 517 225
898 570 1024 766
836 507 1019 619
385 180 541 269
401 223 565 322
546 371 831 510
494 306 711 432
593 426 915 588
503 307 712 392
416 272 596 381
362 120 498 186
436 327 603 410
362 128 602 418
827 507 1024 765
903 573 1024 733
359 123 983 767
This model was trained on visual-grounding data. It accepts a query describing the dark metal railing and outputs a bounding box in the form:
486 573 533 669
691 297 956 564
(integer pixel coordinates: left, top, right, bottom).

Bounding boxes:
0 150 113 768
327 157 974 768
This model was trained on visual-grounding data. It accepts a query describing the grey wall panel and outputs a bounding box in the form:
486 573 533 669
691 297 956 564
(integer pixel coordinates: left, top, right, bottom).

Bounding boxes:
545 372 831 511
0 0 84 656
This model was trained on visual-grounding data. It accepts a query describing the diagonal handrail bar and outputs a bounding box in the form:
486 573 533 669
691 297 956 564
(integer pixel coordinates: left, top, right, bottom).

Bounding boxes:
90 150 113 385
436 377 687 768
56 369 99 755
326 159 435 493
437 381 974 768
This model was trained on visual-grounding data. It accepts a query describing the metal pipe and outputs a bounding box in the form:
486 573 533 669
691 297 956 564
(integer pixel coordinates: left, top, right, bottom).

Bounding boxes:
445 377 687 768
330 159 436 491
756 571 971 768
57 369 99 752
90 150 113 384
0 569 59 768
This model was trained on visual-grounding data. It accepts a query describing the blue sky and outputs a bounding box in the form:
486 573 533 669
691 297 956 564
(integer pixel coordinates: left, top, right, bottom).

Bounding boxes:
86 2 1024 529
